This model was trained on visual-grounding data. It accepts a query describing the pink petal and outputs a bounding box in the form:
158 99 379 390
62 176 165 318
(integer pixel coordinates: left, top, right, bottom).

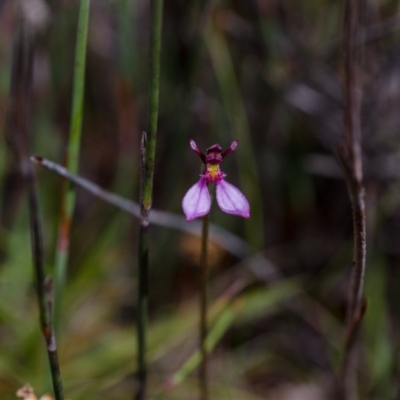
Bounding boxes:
216 179 250 218
182 178 211 221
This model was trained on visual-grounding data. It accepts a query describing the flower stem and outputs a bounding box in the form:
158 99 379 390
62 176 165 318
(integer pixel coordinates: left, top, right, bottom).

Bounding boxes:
54 0 90 331
169 305 236 389
200 213 210 400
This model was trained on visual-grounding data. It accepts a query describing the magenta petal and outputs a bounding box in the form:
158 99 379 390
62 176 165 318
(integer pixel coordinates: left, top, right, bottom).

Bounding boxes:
182 178 211 221
216 179 250 218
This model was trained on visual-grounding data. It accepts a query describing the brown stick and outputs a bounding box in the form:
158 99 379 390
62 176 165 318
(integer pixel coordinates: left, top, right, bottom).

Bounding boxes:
336 0 367 399
7 16 64 400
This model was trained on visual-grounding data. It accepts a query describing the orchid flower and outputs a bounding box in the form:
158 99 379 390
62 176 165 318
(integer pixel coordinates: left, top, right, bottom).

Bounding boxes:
182 140 250 221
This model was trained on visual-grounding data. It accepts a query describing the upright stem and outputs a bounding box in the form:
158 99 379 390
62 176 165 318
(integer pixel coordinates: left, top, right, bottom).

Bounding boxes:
8 16 64 400
136 1 163 399
342 0 365 324
54 0 91 330
137 132 149 400
27 172 64 400
336 0 366 399
142 0 164 211
137 222 148 400
200 213 209 400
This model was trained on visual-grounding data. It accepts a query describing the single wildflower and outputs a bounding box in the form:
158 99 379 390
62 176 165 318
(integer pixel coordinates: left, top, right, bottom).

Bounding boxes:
182 140 250 221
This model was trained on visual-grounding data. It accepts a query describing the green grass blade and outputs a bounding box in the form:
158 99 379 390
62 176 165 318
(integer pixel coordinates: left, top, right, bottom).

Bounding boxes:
54 0 91 330
168 305 236 388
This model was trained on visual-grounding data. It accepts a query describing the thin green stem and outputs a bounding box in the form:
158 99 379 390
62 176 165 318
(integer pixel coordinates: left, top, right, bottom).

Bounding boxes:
142 0 163 211
54 0 90 330
136 1 163 398
137 132 149 400
200 214 210 400
137 221 149 400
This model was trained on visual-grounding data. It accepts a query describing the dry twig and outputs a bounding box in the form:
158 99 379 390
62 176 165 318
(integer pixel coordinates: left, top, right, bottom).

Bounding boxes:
7 15 64 400
335 0 367 399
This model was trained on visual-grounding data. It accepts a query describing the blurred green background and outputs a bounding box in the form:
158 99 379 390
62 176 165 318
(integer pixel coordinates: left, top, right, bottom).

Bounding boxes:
1 0 400 399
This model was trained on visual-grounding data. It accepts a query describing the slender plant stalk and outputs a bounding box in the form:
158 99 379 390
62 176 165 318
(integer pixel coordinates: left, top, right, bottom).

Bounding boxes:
137 132 149 400
342 0 366 321
54 0 90 329
166 279 248 389
199 214 210 400
7 16 64 400
136 1 163 399
336 0 366 399
27 175 64 400
142 0 163 210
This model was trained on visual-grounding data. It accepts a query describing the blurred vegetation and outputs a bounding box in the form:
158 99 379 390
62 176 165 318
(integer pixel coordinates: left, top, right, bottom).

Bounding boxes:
1 0 400 399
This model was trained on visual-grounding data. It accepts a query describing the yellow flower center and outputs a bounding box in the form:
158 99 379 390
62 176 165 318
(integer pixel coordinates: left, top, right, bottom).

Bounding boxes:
205 164 222 182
